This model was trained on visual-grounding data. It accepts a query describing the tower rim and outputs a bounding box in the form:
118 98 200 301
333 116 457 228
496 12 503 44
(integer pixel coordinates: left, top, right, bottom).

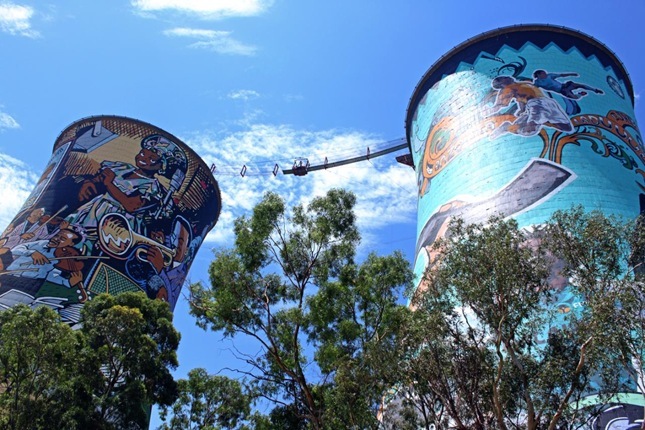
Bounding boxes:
404 24 635 149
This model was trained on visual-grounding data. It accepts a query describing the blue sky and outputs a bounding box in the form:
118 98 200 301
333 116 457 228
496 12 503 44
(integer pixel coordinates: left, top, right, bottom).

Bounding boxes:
1 0 644 425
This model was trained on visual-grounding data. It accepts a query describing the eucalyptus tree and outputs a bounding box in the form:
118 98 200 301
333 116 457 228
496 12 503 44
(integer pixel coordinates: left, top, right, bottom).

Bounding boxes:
0 291 180 430
0 305 92 430
81 292 180 429
158 368 253 430
189 189 414 430
402 210 642 430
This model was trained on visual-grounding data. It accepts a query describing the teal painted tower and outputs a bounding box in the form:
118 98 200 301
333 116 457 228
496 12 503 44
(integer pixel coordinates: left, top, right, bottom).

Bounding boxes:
407 25 644 426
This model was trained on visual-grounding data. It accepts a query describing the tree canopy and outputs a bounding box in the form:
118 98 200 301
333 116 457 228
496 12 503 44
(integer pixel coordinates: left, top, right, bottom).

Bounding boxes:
0 197 641 430
188 189 414 429
81 292 180 429
396 209 644 430
158 368 253 430
0 305 91 430
0 292 180 430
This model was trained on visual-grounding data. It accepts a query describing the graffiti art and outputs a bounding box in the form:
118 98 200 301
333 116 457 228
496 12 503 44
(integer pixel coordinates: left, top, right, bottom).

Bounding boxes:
407 25 645 424
0 116 221 322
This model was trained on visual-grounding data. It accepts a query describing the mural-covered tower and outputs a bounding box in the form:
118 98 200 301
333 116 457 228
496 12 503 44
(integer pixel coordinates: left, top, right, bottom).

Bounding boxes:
407 25 644 425
0 115 221 322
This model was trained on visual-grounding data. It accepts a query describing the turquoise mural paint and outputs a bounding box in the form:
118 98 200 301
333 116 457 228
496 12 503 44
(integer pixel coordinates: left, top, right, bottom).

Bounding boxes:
407 25 644 426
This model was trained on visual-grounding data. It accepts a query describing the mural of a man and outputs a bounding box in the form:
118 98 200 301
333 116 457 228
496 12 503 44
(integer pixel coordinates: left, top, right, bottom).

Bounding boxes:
157 216 192 306
125 216 192 308
532 69 604 100
485 76 573 138
0 228 84 295
1 208 49 249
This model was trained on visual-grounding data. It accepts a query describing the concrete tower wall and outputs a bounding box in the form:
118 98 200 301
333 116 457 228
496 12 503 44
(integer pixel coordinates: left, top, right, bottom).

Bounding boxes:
407 25 644 425
0 115 221 321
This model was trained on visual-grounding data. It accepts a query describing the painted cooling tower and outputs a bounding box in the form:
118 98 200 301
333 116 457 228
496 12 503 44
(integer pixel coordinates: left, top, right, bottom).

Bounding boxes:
0 115 221 321
407 25 644 425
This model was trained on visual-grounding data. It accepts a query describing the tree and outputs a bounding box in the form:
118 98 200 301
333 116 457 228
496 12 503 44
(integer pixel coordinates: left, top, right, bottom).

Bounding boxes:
189 189 413 429
0 305 94 430
81 292 181 429
544 208 645 426
386 307 499 430
308 251 413 428
399 210 643 430
0 292 180 430
158 368 252 430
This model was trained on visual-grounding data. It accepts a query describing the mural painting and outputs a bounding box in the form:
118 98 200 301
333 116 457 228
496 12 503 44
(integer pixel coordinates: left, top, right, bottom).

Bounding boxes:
408 26 645 427
0 116 221 323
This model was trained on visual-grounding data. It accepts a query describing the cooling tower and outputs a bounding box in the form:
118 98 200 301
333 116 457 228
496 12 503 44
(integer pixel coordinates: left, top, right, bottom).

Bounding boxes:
0 115 221 320
407 25 644 426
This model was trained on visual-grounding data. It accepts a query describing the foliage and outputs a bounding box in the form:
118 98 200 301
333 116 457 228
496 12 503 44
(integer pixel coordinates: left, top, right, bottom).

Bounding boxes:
0 292 180 430
81 292 180 429
544 208 645 419
0 305 93 430
401 209 643 430
158 368 252 430
189 189 414 430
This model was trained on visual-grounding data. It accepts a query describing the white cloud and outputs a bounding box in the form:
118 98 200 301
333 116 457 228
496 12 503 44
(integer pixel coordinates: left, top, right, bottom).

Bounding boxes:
0 153 38 231
132 0 272 19
283 94 304 103
228 90 260 101
0 127 415 268
164 27 222 38
191 39 255 56
164 27 256 56
0 3 39 38
183 125 418 249
0 111 19 130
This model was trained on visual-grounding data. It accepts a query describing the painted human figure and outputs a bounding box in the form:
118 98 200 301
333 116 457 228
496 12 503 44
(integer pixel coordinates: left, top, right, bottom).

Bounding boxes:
532 69 604 100
485 76 573 138
125 216 192 309
0 228 84 290
1 208 50 249
68 134 187 234
157 217 192 307
40 216 71 239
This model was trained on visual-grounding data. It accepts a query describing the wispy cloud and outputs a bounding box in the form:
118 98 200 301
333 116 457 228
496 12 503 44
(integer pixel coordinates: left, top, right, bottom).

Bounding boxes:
0 153 38 230
283 94 304 103
0 3 39 38
132 0 272 20
184 124 417 249
228 90 260 101
164 27 220 38
0 110 19 130
164 27 256 56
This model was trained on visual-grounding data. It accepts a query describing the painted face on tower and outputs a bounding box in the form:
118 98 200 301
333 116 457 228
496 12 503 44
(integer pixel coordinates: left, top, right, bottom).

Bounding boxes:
174 223 190 263
27 208 45 224
47 229 78 249
135 148 162 172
